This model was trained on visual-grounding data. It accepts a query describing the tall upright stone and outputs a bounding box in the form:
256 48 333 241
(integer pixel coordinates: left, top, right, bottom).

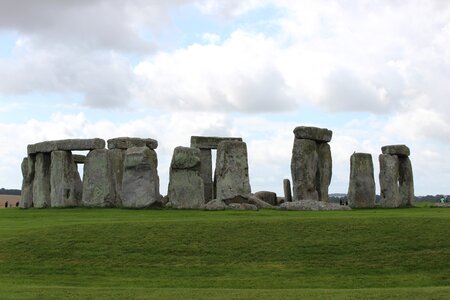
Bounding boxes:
50 151 83 207
379 154 401 208
122 146 160 208
168 147 204 208
199 149 213 203
291 139 319 201
82 149 116 207
20 156 35 209
291 126 332 202
348 153 375 208
109 149 126 207
215 141 251 200
33 153 51 208
379 145 414 208
283 179 292 202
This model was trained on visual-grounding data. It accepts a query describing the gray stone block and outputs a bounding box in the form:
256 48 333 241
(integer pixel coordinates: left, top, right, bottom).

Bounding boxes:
293 126 332 142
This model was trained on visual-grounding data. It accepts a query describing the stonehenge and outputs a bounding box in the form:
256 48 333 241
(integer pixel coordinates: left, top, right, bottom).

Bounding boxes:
18 128 416 211
379 145 414 208
347 153 376 208
291 126 332 202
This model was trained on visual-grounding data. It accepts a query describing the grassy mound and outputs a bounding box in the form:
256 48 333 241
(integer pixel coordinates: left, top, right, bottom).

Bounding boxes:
0 208 449 299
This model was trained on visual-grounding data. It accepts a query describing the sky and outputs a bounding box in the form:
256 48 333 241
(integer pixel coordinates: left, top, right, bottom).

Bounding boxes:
1 0 450 196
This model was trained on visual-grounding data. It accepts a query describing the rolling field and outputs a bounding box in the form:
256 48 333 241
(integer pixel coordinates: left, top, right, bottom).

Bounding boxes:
0 207 449 299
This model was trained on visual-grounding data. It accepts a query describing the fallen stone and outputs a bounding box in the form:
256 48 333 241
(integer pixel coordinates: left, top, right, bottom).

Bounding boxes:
347 153 376 208
248 195 274 209
82 149 116 207
72 154 86 164
20 156 35 209
317 142 332 202
205 199 227 211
222 194 250 205
283 179 292 202
190 136 243 149
32 153 51 208
50 151 83 207
431 203 450 208
122 146 160 208
276 197 285 205
215 141 251 200
254 191 277 206
107 137 158 150
291 138 318 201
381 145 410 157
168 147 204 209
379 154 401 208
293 126 332 142
228 203 258 210
279 200 351 211
28 138 105 154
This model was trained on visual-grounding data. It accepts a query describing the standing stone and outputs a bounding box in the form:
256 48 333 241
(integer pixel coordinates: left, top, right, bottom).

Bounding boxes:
168 147 204 209
50 151 83 207
122 146 160 208
20 156 35 209
399 156 414 207
291 139 318 201
33 153 51 208
283 179 292 202
109 149 126 207
82 149 116 207
347 153 375 208
199 149 213 203
379 154 401 208
317 143 332 202
215 141 251 200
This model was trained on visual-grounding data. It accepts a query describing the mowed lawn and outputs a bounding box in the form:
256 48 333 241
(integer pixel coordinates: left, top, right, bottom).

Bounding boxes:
0 208 449 299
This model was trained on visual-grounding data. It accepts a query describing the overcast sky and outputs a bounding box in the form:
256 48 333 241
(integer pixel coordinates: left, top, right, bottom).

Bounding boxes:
1 0 449 196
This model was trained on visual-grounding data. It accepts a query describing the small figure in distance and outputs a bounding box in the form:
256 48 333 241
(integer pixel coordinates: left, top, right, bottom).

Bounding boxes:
441 196 445 204
16 202 19 207
5 201 8 208
339 198 343 206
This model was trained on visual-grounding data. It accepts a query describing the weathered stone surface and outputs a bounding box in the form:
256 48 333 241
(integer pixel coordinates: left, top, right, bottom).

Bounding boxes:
109 149 126 207
276 197 285 205
28 138 105 154
122 146 160 208
33 153 51 208
199 149 213 202
293 126 332 142
215 141 251 200
283 179 292 202
291 139 318 201
381 145 410 157
107 137 158 150
248 195 274 209
171 146 201 170
222 194 250 205
347 153 375 208
50 151 83 207
317 143 332 202
190 136 243 149
228 203 258 210
279 200 351 211
254 191 277 206
205 199 227 210
82 149 116 207
168 147 204 209
20 156 35 209
399 156 414 207
379 154 401 208
72 154 86 164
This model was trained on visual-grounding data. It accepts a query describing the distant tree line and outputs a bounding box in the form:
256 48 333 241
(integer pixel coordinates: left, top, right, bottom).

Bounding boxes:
0 188 21 195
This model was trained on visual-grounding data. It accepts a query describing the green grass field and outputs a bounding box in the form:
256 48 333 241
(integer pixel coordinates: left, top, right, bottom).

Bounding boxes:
0 207 449 299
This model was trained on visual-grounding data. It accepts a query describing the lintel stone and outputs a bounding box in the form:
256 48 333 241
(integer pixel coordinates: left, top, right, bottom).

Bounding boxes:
107 137 158 150
190 136 243 149
381 145 410 157
28 138 105 154
293 126 332 142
